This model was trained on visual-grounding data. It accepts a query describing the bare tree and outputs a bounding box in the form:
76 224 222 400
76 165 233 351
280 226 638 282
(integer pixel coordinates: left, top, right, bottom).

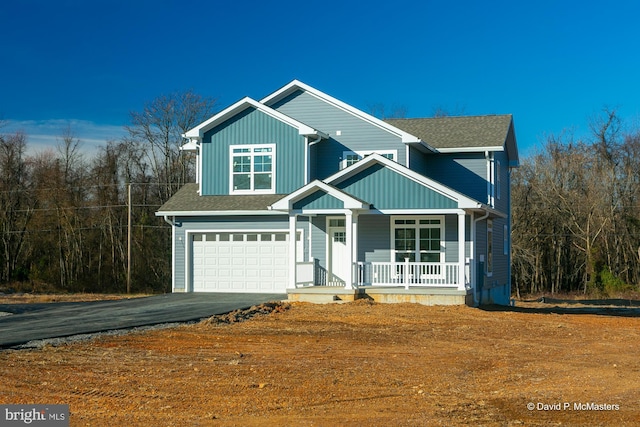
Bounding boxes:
0 131 33 282
124 90 217 202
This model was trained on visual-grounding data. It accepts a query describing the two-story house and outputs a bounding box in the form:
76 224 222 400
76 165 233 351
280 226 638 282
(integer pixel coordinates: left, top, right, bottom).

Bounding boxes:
156 80 518 305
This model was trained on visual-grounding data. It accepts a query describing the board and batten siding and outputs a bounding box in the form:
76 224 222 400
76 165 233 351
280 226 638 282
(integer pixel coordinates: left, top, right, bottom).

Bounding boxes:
336 163 457 210
293 190 344 210
269 90 408 179
200 107 306 195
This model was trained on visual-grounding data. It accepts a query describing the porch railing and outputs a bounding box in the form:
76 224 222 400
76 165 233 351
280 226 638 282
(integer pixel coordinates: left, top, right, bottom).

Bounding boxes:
296 259 467 289
355 260 462 288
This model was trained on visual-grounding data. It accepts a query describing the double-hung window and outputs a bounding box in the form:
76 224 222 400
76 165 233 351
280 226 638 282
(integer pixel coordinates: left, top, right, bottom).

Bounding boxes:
392 217 444 263
230 144 275 194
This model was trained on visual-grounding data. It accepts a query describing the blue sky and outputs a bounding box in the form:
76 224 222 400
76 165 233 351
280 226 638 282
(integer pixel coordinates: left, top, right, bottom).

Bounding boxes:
2 0 640 156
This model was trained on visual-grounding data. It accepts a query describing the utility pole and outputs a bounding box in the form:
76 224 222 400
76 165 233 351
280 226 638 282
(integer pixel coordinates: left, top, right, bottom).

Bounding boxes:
127 183 132 294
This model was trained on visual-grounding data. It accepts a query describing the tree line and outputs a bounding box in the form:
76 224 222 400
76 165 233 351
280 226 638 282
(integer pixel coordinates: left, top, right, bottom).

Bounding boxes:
0 91 216 293
1 94 639 296
511 108 640 296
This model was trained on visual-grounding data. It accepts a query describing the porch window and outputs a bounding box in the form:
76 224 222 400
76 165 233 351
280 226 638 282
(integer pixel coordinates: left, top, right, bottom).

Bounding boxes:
230 144 275 193
340 150 397 169
392 217 443 263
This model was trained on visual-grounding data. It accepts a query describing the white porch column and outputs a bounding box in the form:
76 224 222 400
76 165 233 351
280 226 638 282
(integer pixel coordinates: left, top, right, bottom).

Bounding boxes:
288 214 297 290
352 213 359 288
345 211 354 289
458 212 466 291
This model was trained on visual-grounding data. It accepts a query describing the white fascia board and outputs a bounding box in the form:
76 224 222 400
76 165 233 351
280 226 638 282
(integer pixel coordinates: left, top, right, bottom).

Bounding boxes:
326 153 482 209
371 208 467 215
183 97 322 138
436 146 505 153
155 210 285 217
180 140 199 151
270 180 369 211
261 80 422 144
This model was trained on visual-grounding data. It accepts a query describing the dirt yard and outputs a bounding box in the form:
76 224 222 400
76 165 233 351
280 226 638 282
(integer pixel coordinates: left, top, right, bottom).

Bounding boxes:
1 297 638 426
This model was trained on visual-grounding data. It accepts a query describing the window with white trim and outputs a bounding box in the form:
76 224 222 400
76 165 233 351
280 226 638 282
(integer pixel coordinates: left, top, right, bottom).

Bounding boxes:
487 219 493 276
230 144 275 193
392 217 443 263
496 160 501 200
503 224 509 255
340 150 397 169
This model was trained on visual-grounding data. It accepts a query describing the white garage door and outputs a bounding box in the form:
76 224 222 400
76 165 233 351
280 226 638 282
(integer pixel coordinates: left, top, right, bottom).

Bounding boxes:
191 231 294 293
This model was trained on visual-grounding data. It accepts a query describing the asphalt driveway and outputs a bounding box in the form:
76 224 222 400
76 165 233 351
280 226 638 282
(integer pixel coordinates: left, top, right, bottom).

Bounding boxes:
0 293 286 348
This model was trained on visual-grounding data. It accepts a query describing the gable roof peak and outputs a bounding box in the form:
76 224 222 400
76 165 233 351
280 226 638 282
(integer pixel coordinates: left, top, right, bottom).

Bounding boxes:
262 80 423 144
183 96 321 139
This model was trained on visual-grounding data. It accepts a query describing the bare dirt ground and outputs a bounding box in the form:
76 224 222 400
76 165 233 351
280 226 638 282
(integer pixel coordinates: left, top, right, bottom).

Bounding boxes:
1 297 639 426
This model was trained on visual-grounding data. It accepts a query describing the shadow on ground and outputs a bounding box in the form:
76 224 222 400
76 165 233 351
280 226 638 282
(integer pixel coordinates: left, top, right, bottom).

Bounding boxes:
481 297 640 317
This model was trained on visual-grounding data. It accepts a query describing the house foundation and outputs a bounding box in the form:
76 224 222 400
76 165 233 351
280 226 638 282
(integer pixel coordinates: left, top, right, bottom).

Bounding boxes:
287 286 473 306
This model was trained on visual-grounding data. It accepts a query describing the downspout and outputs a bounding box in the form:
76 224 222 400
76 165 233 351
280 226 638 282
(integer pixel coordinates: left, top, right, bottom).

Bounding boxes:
472 210 490 306
162 215 177 292
163 215 177 227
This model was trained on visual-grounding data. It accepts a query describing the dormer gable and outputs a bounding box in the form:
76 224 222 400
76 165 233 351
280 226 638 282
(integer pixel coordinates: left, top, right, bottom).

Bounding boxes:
262 80 425 146
183 96 324 142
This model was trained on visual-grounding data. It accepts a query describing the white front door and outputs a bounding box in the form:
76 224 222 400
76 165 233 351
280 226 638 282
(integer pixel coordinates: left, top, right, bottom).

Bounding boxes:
328 222 349 286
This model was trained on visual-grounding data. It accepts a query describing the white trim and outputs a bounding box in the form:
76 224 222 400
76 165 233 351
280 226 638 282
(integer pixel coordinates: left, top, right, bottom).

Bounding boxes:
371 208 466 215
171 219 176 291
390 215 445 264
503 223 509 256
269 179 369 211
185 228 303 292
229 143 276 195
436 146 505 153
327 153 483 209
496 160 501 200
486 219 493 277
458 212 466 291
261 80 422 144
157 210 284 217
184 97 324 139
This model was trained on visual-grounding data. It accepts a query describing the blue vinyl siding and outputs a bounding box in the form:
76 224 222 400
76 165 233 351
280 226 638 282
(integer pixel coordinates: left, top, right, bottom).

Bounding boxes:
200 107 305 195
336 163 457 210
358 215 391 262
310 215 327 268
493 150 510 213
293 190 344 210
423 153 487 203
269 90 407 179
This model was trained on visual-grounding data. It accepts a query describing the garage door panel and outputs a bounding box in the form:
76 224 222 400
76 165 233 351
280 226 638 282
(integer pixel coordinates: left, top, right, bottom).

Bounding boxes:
191 231 292 293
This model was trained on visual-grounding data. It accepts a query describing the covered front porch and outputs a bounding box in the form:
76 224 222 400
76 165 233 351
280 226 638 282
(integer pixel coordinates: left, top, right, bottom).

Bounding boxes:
267 155 498 305
295 239 469 290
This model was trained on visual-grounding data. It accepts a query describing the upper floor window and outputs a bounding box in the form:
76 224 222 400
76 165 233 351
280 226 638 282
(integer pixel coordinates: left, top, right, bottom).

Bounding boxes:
340 150 397 169
486 219 493 276
496 160 501 200
230 144 275 194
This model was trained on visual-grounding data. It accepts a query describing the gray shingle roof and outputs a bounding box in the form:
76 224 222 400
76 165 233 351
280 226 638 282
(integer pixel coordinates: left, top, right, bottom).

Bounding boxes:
385 115 513 149
157 183 286 213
